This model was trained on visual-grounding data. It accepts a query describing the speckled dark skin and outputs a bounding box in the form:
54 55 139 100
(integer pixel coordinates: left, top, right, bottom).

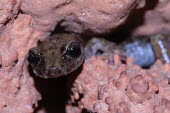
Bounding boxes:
28 34 84 78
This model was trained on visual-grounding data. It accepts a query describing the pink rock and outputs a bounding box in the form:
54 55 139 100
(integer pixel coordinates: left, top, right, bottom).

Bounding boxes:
66 54 170 113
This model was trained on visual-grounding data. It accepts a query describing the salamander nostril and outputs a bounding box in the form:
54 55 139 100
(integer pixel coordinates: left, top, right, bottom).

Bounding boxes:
47 67 62 76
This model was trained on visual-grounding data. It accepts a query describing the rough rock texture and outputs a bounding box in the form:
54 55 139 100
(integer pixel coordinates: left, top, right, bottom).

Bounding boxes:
20 0 140 34
0 1 44 113
66 54 170 113
0 0 21 32
0 14 42 112
133 0 170 36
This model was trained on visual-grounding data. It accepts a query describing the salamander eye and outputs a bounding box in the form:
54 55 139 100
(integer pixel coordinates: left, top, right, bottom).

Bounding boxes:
27 51 43 66
66 42 82 58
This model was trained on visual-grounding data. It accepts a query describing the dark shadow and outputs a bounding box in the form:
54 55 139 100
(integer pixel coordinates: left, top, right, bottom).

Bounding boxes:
28 64 67 113
28 64 83 113
107 0 159 43
51 20 67 35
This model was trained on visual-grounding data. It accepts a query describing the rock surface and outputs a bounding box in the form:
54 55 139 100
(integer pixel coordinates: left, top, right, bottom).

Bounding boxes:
133 0 170 36
66 54 170 113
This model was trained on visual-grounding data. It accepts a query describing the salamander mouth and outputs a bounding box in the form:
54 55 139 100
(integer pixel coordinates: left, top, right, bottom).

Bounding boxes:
32 66 64 78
